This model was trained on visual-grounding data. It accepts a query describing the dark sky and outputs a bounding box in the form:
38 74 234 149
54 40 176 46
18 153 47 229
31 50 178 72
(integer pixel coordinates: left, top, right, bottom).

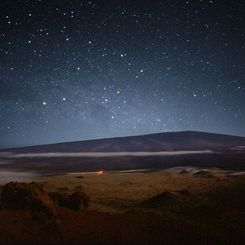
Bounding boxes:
0 0 245 147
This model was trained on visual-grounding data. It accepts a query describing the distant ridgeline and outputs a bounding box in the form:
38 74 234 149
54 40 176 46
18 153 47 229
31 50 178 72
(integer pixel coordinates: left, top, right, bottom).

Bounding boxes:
0 131 245 173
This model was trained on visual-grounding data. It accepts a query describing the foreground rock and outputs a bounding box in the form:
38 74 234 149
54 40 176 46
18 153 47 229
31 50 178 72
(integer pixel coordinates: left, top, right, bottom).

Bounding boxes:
49 191 90 210
1 182 56 217
1 182 89 217
138 190 191 208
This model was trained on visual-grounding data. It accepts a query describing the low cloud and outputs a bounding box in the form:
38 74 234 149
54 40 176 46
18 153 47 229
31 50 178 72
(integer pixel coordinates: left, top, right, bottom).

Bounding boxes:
3 150 214 158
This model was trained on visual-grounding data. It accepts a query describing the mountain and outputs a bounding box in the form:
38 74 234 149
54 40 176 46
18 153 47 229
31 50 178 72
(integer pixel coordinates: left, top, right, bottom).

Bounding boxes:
1 131 245 173
2 131 245 153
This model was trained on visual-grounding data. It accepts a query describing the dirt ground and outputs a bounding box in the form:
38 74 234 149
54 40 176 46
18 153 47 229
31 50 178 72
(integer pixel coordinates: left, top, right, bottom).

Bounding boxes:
38 169 236 213
0 168 245 245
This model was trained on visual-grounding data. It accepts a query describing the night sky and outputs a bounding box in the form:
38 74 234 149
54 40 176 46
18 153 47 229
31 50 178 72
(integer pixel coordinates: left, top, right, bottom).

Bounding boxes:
0 0 245 148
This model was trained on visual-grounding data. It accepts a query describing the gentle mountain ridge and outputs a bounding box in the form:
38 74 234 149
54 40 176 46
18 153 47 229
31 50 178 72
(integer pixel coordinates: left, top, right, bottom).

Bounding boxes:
2 131 245 153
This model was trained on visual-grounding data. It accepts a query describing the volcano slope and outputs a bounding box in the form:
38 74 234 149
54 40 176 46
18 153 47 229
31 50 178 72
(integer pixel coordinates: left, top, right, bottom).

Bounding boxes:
1 131 245 175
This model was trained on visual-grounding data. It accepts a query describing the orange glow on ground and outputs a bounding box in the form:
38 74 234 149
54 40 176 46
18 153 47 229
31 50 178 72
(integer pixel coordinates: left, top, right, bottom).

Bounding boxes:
96 170 104 175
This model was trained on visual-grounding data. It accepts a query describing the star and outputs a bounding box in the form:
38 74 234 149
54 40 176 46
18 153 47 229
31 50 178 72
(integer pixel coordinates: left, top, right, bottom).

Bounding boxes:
0 0 245 147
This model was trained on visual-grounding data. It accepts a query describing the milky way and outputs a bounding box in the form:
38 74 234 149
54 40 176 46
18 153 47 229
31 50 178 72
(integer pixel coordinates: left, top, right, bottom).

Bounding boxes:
0 0 245 147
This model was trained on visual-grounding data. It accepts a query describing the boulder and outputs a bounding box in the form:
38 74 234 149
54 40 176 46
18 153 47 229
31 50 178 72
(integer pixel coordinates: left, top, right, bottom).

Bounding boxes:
1 182 56 217
49 191 89 210
1 182 90 216
69 191 90 210
138 191 178 208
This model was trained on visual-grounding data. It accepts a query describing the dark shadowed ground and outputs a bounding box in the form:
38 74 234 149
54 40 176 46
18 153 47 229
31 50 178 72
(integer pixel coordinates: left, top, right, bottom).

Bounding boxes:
0 168 245 245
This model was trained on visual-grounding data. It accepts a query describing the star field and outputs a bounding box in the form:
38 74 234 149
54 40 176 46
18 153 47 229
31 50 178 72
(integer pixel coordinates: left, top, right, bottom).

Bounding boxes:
0 0 245 147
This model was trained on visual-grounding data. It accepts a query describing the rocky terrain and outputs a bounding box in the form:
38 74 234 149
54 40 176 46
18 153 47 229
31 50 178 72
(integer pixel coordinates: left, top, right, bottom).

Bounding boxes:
0 168 245 244
1 132 245 244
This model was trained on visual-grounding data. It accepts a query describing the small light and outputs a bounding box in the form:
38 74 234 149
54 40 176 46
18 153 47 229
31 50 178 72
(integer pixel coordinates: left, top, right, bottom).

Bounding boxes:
97 170 104 175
